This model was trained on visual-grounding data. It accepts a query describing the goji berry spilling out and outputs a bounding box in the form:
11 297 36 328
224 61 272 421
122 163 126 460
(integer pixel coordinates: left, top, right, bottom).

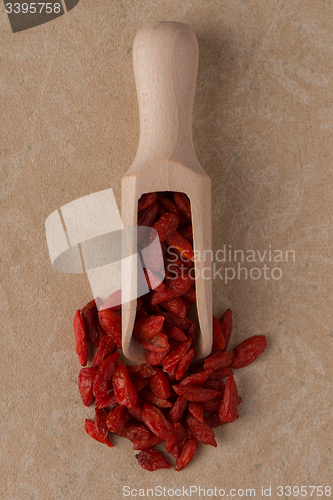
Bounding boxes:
73 191 267 471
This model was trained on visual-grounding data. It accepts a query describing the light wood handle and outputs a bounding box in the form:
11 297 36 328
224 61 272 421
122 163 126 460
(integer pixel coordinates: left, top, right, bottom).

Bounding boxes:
132 21 200 169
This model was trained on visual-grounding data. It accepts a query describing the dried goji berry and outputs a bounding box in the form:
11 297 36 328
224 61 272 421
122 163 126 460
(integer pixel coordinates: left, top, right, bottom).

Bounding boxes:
166 231 194 262
175 349 195 380
180 369 213 387
186 416 217 447
132 434 162 450
92 334 116 367
81 299 105 347
84 419 113 447
157 194 182 219
187 402 204 422
203 414 225 428
151 273 192 305
175 437 198 471
173 384 222 402
168 396 187 423
127 363 157 379
203 350 234 371
162 337 192 374
96 390 117 409
218 375 239 423
112 361 138 408
98 309 122 350
173 192 191 220
138 192 157 211
118 423 151 443
135 449 171 471
94 408 109 439
73 310 88 366
138 330 170 352
230 335 267 369
212 315 226 351
145 348 169 365
149 369 171 400
160 297 187 318
106 404 129 433
138 201 158 227
93 352 120 405
142 403 174 442
78 367 97 407
172 421 187 449
152 212 180 242
160 311 193 329
219 309 232 349
133 315 165 341
167 325 187 342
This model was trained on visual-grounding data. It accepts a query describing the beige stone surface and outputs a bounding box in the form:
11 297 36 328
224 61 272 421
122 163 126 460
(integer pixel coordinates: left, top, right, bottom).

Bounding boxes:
1 1 332 499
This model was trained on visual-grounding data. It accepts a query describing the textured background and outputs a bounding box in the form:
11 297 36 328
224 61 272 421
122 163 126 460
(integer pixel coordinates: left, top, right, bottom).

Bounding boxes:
1 1 332 499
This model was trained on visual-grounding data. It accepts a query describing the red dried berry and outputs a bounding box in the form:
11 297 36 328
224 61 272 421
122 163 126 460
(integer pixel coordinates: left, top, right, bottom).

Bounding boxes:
142 403 174 442
152 212 180 242
112 361 138 408
175 438 198 471
106 404 129 433
149 369 171 400
175 349 195 380
187 402 204 422
138 192 157 211
219 309 232 349
168 396 188 423
73 310 88 366
203 350 234 371
230 335 267 369
92 335 116 367
186 416 217 447
98 309 122 350
133 315 165 341
212 315 226 350
218 375 239 423
84 419 113 447
93 351 120 406
78 367 97 407
180 369 213 387
173 384 222 402
135 449 171 471
138 201 158 227
81 300 105 347
94 408 109 439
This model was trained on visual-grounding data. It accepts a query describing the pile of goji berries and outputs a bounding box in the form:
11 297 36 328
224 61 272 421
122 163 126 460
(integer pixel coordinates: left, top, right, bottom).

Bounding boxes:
73 191 267 472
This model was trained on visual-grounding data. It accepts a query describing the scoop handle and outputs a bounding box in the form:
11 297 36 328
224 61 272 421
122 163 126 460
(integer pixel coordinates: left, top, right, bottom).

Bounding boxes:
132 21 200 169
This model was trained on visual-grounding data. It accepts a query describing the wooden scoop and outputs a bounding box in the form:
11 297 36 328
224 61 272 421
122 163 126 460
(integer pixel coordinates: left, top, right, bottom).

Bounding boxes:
121 21 212 362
